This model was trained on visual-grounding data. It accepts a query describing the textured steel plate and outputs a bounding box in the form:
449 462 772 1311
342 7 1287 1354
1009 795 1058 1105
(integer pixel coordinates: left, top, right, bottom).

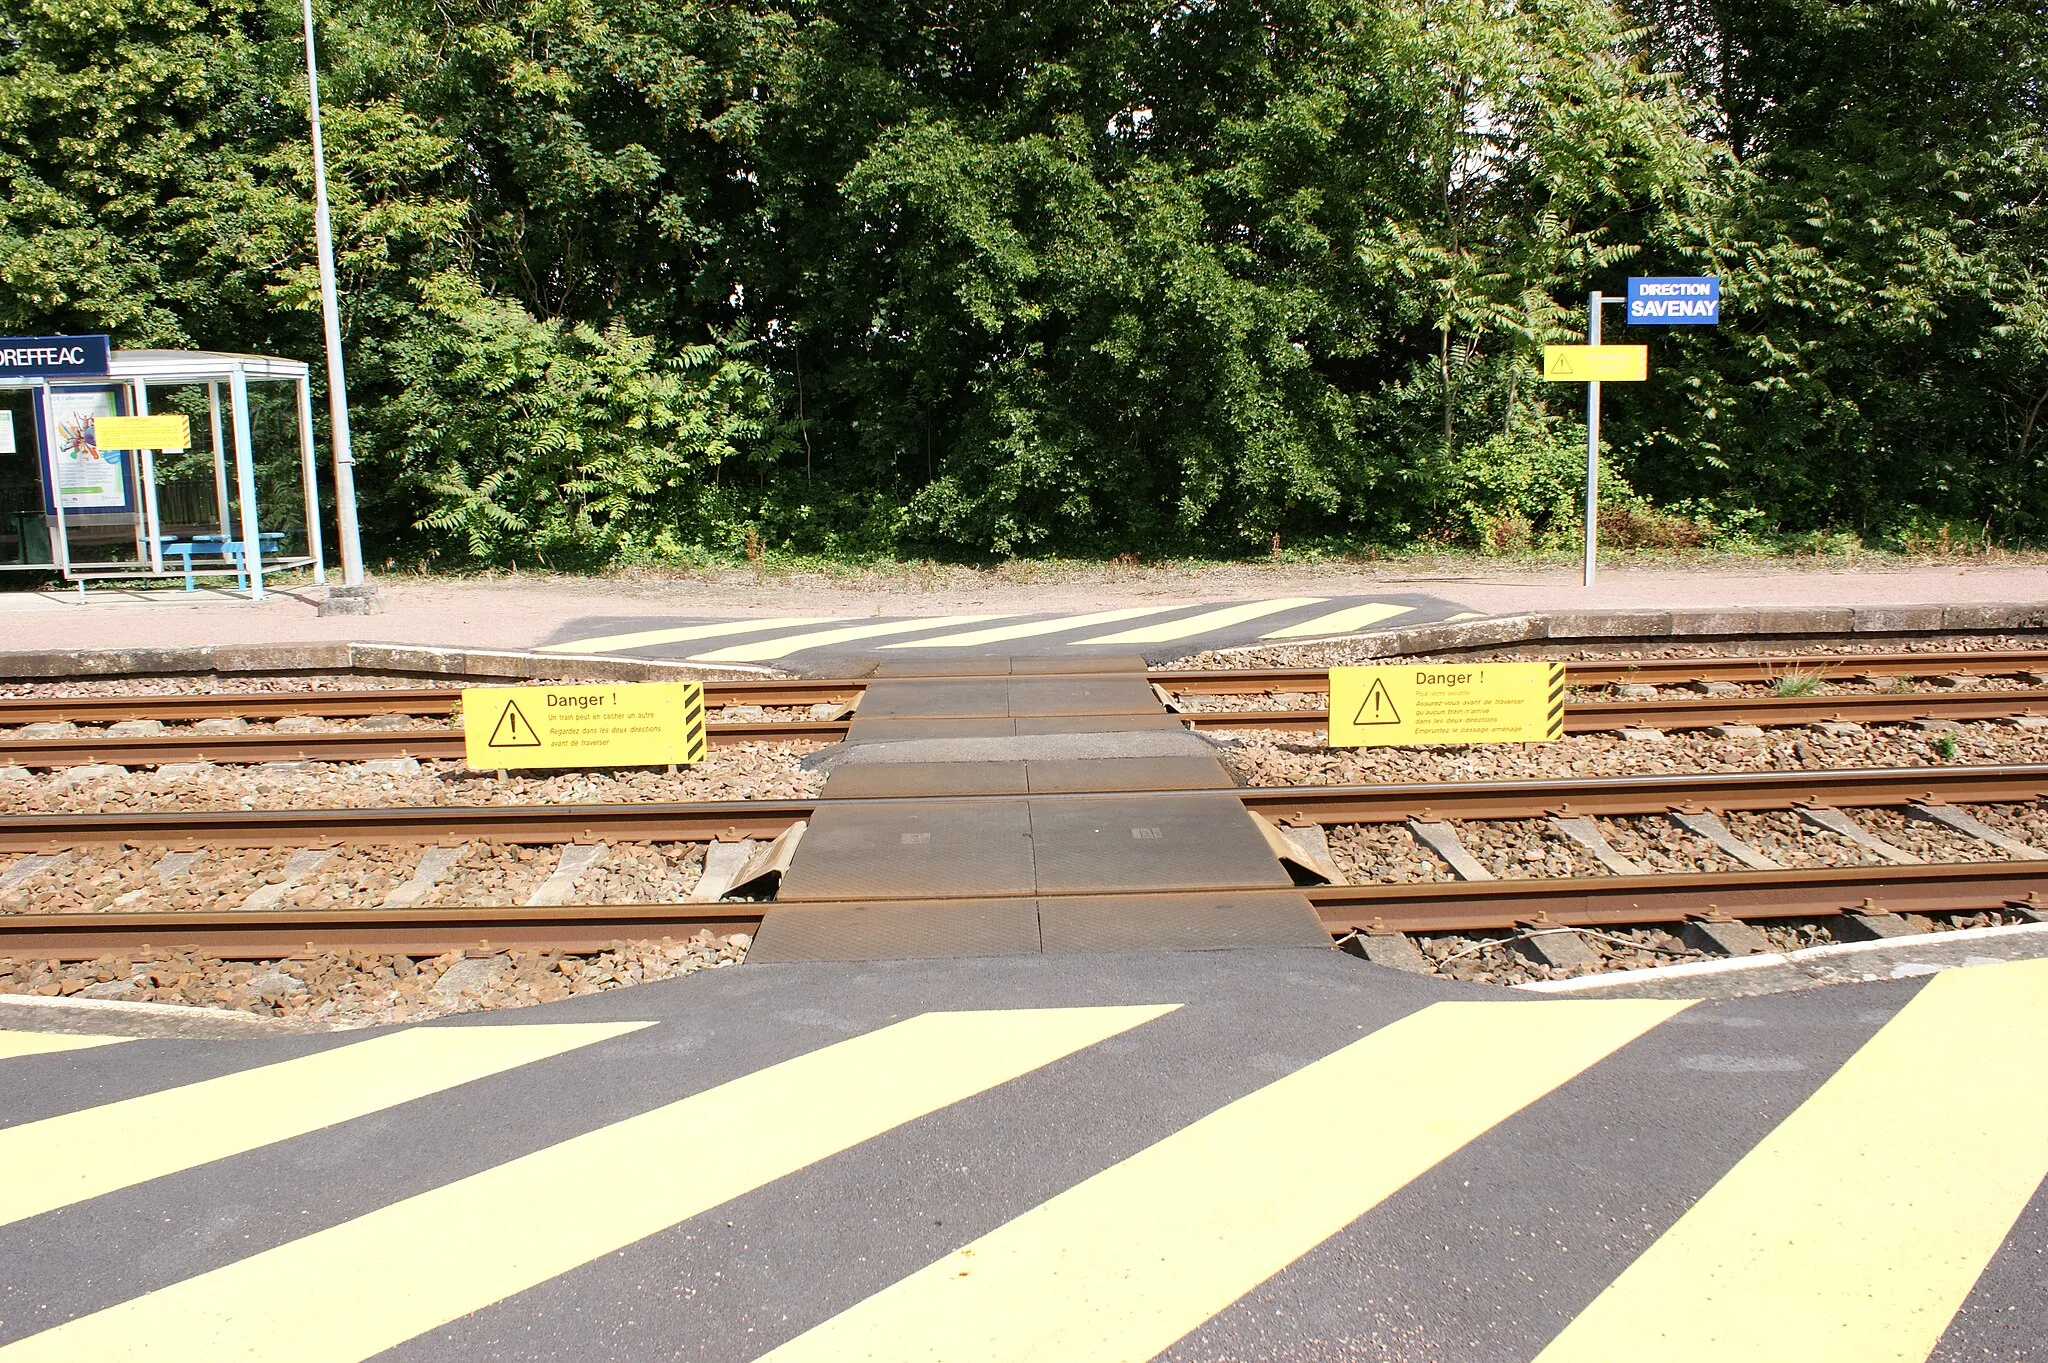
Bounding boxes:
872 659 1014 678
1024 757 1232 794
845 716 1017 742
1012 714 1186 735
1038 890 1329 952
821 762 1030 799
1010 655 1149 674
775 799 1035 901
857 680 1013 719
1027 793 1293 894
747 898 1042 963
1004 678 1161 717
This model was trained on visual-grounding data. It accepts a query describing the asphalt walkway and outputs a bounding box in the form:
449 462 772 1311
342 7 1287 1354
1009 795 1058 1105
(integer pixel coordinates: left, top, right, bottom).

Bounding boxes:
3 950 2044 1362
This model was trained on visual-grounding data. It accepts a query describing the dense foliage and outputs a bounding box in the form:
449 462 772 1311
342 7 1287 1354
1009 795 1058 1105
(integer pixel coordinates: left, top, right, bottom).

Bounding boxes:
2 0 2043 564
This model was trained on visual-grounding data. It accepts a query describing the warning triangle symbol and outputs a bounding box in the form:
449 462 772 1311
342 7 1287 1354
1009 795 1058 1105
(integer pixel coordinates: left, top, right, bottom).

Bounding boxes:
487 698 543 748
1352 677 1401 726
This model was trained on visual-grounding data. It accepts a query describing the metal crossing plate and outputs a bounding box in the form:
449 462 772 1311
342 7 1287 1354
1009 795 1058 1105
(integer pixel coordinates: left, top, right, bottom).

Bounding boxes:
1024 757 1232 794
845 716 1018 742
1004 678 1161 717
1037 890 1329 952
1027 794 1293 895
774 799 1036 901
856 680 1013 719
747 898 1042 963
820 763 1030 799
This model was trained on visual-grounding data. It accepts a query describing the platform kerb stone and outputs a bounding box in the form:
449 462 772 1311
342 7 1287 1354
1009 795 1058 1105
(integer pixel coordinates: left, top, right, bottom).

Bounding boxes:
1852 605 1948 634
1754 608 1855 635
1669 610 1761 637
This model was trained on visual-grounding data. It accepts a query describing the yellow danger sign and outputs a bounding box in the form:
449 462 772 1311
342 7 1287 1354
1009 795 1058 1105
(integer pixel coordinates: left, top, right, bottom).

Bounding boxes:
1542 345 1648 382
91 414 192 450
1329 662 1565 747
460 682 706 770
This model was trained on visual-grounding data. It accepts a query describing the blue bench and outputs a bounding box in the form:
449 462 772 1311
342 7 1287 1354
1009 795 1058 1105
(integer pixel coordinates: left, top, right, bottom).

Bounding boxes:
158 533 288 591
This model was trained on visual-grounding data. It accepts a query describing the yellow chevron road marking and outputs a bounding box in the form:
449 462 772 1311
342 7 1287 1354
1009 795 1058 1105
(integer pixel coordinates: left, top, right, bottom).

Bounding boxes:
689 614 1017 663
0 1022 647 1227
535 617 848 655
876 606 1188 649
1259 602 1416 639
0 1006 1176 1363
1533 957 2048 1363
0 1029 131 1060
1068 597 1329 646
756 998 1688 1363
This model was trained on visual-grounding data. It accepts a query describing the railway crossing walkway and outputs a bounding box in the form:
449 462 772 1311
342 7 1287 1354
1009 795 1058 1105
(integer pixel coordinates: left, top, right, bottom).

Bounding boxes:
532 593 1475 668
2 947 2044 1361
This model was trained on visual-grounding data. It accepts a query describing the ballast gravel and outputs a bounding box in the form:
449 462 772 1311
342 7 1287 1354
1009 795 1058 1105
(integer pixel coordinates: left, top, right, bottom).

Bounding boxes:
0 743 823 816
0 934 749 1025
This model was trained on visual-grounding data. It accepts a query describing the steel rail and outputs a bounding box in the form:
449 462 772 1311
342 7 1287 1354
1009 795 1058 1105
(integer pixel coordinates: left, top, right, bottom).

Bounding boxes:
1154 648 2048 694
0 763 2042 853
1305 862 2048 934
4 687 2048 768
3 649 2044 727
1186 687 2048 734
0 903 767 959
1238 762 2048 824
7 861 2043 959
0 800 816 851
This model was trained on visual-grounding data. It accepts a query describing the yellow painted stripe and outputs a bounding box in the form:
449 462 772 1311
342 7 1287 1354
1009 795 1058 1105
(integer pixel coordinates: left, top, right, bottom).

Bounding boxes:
1068 597 1328 646
1260 602 1416 639
876 605 1188 649
1533 957 2048 1363
690 614 1017 663
758 998 1688 1363
1441 610 1487 622
535 616 847 655
0 1029 131 1059
0 1005 1175 1363
0 1022 647 1227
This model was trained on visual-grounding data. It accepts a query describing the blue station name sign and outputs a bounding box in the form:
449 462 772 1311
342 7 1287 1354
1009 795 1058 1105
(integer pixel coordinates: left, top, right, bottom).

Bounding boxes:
1626 278 1719 325
0 335 112 379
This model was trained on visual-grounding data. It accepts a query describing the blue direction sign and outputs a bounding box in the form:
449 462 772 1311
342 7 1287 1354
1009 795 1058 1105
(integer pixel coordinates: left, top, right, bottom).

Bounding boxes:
1626 278 1719 325
0 335 111 379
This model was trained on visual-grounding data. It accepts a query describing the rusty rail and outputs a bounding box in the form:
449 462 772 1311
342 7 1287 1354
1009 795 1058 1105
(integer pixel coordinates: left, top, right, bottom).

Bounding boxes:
2 649 2044 728
7 860 2044 959
2 686 2046 768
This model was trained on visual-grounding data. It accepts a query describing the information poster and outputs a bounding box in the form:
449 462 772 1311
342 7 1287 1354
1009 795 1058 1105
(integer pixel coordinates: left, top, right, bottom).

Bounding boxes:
38 386 131 512
0 411 14 454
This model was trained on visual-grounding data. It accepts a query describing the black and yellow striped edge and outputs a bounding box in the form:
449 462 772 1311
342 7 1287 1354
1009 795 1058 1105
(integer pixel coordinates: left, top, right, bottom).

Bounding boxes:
1544 662 1566 740
676 682 708 765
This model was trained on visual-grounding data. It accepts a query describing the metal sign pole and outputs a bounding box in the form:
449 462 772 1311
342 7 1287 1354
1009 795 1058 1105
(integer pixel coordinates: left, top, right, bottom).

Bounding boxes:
1583 291 1602 588
302 0 366 588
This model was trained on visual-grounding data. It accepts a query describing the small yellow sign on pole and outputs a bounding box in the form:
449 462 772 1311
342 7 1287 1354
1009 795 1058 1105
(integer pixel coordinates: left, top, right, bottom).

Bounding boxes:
91 414 192 450
1329 662 1564 747
460 682 707 770
1542 345 1648 382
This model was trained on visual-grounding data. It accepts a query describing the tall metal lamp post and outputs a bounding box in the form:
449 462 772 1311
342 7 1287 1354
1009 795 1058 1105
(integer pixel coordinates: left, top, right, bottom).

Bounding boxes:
301 0 367 590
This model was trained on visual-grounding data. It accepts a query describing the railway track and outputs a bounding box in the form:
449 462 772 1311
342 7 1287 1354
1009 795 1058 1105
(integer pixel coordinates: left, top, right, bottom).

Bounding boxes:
3 647 2044 725
0 686 2043 768
4 763 2047 958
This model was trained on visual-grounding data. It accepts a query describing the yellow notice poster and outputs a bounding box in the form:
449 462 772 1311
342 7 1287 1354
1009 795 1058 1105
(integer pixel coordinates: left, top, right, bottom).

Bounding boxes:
460 682 706 770
1329 662 1564 747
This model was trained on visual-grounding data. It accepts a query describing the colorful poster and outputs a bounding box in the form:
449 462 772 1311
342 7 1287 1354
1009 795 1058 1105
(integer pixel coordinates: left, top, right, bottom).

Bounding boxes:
38 386 132 512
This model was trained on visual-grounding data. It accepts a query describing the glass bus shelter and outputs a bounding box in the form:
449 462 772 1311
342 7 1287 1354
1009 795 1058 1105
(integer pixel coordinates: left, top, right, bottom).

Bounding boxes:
0 348 338 601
